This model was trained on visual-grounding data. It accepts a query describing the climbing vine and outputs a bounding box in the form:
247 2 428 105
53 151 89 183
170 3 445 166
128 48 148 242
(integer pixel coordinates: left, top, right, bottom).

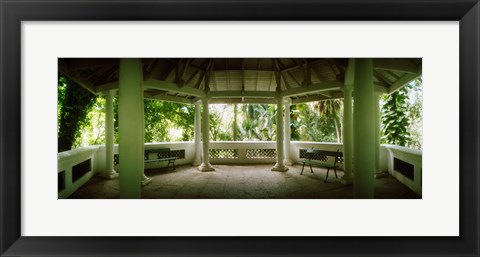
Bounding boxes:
57 74 96 152
381 84 411 146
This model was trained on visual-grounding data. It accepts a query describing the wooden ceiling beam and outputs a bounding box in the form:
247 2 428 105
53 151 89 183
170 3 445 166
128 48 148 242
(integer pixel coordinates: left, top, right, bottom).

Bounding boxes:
373 58 421 74
62 58 118 71
209 98 276 104
388 70 422 94
193 59 210 89
143 79 206 98
291 95 330 104
280 80 343 97
208 91 277 98
96 82 119 93
204 59 213 93
144 92 194 104
58 61 97 94
93 66 118 86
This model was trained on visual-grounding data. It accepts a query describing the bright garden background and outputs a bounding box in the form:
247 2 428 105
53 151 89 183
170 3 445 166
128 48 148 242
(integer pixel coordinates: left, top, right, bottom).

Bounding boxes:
58 74 422 152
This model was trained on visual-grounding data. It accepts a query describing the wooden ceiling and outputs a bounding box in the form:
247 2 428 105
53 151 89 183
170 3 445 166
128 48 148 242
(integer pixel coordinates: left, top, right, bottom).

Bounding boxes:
58 58 422 104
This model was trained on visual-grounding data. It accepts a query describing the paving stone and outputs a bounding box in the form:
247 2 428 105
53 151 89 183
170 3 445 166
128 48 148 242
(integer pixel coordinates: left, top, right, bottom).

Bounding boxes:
69 164 421 199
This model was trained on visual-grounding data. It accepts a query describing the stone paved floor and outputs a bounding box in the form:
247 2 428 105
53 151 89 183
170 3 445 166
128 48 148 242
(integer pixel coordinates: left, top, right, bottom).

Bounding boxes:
69 164 421 199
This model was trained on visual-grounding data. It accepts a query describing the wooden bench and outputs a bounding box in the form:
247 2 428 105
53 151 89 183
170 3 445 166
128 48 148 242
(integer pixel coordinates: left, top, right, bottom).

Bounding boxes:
144 148 177 170
300 149 343 182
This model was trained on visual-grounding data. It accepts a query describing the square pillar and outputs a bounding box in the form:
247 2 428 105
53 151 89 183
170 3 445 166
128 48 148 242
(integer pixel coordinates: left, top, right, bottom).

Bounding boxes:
118 58 147 199
353 58 375 199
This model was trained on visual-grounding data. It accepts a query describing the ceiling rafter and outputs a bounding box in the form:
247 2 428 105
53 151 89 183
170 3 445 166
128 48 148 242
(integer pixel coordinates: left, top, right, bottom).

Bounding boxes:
384 70 401 80
143 79 206 98
280 80 343 97
388 71 422 94
93 66 118 86
273 58 282 93
193 59 210 89
204 58 214 93
58 60 97 94
373 71 390 87
373 58 420 74
241 59 245 93
144 59 160 81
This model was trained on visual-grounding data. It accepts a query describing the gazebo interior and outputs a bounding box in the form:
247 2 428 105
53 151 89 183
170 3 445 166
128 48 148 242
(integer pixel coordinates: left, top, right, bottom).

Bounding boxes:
58 58 422 199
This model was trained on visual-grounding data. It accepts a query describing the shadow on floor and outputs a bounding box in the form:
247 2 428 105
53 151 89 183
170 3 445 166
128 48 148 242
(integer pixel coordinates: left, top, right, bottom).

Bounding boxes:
69 164 421 199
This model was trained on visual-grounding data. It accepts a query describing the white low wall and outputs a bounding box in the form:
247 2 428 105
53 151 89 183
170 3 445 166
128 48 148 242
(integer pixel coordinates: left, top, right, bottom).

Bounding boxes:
58 141 422 198
383 144 422 196
57 146 99 199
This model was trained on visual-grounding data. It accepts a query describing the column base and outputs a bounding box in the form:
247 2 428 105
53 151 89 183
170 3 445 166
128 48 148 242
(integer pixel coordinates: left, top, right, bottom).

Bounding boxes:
192 159 202 166
338 174 353 185
374 170 388 179
141 174 152 186
271 163 288 172
98 170 119 179
198 162 215 172
283 159 294 166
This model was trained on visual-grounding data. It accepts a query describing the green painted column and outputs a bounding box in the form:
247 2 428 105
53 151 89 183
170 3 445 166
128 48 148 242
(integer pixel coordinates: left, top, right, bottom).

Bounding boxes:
272 97 288 172
283 97 293 165
341 59 355 185
99 90 118 179
193 100 202 166
198 98 214 171
353 58 375 198
118 58 144 199
374 91 386 178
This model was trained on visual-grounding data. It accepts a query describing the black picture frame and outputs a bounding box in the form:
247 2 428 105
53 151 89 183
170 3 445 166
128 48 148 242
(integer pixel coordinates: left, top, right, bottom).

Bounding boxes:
1 0 479 256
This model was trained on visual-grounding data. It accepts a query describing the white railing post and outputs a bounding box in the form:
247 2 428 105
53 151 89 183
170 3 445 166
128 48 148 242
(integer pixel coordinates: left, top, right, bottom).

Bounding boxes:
272 97 288 171
198 98 215 171
340 59 354 185
283 97 293 165
193 99 202 166
98 90 119 179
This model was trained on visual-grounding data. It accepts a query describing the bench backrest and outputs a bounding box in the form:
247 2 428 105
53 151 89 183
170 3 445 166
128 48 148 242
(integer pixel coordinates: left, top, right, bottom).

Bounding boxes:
145 148 172 160
306 149 343 164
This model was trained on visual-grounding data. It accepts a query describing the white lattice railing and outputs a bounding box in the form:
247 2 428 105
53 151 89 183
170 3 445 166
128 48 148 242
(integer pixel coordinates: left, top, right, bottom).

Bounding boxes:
209 141 277 164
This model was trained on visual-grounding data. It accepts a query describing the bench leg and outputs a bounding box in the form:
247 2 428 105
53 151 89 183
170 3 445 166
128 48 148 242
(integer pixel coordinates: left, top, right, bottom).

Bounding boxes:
309 164 313 173
301 163 305 175
172 160 176 170
334 168 338 178
325 168 329 182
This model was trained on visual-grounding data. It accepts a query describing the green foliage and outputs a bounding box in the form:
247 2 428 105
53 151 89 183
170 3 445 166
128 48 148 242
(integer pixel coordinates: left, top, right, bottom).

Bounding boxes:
406 79 423 149
238 104 276 141
381 85 411 146
74 97 106 146
57 74 96 152
291 102 339 142
144 99 195 142
316 99 343 142
58 78 421 149
209 104 233 141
